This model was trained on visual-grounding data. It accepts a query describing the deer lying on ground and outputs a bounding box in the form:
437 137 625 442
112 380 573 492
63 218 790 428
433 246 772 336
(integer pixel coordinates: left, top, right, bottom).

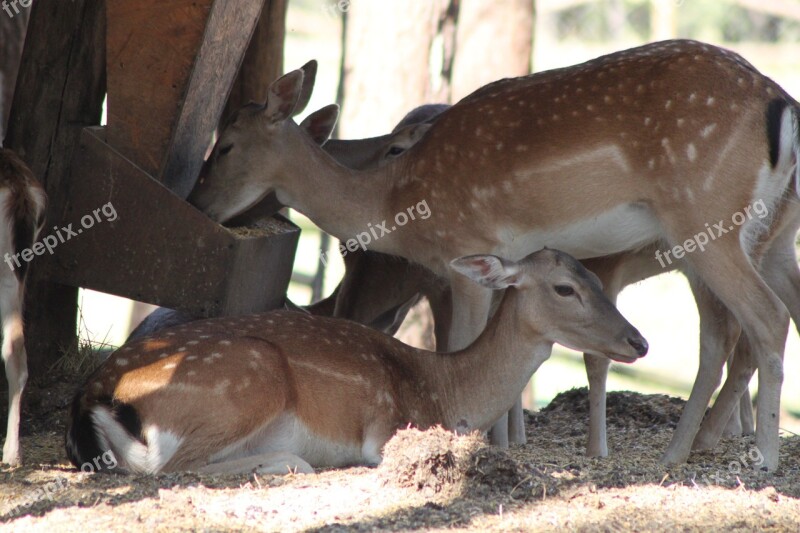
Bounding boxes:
65 248 647 474
189 41 800 470
0 148 46 466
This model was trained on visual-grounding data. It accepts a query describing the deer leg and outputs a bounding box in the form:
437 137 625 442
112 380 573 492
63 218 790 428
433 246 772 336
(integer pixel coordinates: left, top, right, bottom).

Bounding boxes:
1 276 26 466
661 245 788 470
697 234 799 448
197 452 314 475
584 353 611 457
508 399 526 445
693 335 755 451
661 275 741 465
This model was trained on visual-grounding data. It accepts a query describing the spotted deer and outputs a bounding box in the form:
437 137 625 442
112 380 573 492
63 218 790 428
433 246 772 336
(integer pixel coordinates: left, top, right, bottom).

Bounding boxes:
0 148 46 466
189 40 800 470
129 104 448 343
65 249 647 474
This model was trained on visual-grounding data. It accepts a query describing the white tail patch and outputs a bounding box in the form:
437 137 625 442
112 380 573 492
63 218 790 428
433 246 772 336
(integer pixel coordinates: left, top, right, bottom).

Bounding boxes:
91 406 182 474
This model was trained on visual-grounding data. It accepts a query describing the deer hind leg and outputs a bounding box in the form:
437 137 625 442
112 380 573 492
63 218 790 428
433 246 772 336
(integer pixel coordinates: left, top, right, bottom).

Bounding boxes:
696 232 800 449
1 273 26 466
197 452 314 475
660 242 789 470
692 334 755 452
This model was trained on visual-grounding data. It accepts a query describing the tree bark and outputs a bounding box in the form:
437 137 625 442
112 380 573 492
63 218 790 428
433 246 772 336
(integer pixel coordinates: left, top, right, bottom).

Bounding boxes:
339 0 443 138
450 0 534 101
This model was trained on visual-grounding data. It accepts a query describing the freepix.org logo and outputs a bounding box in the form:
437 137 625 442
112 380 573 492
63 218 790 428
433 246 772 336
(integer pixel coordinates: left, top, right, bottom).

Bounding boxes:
4 202 118 272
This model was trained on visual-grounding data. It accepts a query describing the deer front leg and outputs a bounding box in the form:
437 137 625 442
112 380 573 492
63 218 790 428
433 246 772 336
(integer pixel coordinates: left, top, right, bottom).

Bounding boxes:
584 353 610 457
1 288 27 466
197 452 315 476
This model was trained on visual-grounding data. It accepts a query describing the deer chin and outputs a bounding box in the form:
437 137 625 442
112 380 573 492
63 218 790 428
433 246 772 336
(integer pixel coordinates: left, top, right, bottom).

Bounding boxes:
583 349 640 364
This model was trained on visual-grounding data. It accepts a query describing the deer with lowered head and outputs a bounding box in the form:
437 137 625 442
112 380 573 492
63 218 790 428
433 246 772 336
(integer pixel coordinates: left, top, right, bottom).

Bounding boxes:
65 248 647 474
128 102 447 343
189 41 800 470
0 148 47 466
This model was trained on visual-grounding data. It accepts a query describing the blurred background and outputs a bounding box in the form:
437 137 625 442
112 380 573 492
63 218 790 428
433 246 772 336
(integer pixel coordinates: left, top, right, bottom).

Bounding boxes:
74 0 800 425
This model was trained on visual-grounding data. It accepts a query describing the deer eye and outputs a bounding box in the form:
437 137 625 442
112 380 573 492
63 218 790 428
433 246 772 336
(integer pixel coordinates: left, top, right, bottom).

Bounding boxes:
554 285 575 297
219 144 234 156
387 145 405 156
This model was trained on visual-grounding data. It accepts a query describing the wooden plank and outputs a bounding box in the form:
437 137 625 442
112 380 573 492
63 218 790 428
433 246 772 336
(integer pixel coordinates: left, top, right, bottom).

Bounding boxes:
0 7 29 140
5 0 106 372
223 0 289 119
46 128 299 317
160 0 265 197
105 0 214 177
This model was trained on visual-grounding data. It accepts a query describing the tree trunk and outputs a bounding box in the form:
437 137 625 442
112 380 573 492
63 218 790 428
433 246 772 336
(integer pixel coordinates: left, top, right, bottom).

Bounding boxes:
450 0 534 102
339 0 444 138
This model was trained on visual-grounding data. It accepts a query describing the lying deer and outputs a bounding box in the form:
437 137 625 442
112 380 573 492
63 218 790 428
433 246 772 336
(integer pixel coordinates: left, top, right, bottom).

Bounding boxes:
189 40 800 470
65 248 647 474
0 148 46 466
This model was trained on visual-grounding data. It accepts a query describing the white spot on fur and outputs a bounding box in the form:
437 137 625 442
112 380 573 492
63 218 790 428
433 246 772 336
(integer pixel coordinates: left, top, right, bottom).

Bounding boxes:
701 124 717 138
115 358 129 367
686 143 697 162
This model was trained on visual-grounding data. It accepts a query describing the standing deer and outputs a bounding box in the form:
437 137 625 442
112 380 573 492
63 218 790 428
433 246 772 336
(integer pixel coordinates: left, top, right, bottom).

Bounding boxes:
129 104 446 343
65 248 647 474
0 148 46 466
189 41 800 470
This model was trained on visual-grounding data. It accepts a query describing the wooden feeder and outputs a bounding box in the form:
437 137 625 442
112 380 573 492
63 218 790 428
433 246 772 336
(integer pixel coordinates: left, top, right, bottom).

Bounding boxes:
8 0 298 368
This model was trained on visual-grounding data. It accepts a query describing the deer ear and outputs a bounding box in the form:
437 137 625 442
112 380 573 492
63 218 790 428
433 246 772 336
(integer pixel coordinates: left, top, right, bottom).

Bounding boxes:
299 104 339 145
293 60 318 117
264 69 305 123
450 255 521 290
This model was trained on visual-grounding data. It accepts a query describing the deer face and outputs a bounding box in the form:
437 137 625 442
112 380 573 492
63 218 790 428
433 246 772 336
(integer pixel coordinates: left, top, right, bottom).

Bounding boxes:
451 249 648 363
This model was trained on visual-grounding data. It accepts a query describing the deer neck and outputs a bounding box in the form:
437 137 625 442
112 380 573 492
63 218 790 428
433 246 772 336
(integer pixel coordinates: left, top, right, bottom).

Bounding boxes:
416 289 553 433
272 129 393 241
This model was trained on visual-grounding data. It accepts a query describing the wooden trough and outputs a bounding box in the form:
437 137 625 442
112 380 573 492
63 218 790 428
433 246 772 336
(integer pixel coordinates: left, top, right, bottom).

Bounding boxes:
6 0 295 369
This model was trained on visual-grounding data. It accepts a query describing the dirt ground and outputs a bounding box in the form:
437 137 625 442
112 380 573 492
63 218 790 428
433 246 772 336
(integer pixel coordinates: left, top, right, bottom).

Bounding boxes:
2 378 800 532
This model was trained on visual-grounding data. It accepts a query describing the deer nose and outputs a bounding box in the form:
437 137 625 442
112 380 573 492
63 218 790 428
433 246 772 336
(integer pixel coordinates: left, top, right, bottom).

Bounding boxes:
627 335 649 357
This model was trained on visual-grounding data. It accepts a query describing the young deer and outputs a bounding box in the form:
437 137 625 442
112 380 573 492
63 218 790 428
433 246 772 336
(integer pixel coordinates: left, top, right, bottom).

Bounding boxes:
0 148 46 466
189 41 800 470
65 248 647 475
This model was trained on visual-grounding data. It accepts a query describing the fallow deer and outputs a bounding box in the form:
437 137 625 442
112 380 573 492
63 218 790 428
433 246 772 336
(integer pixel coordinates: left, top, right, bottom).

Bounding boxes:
0 147 46 466
130 104 448 343
65 248 647 474
189 41 800 470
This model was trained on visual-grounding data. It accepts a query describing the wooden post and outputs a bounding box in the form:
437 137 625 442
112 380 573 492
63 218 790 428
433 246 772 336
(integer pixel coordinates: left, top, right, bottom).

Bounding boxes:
5 0 107 374
223 0 289 120
0 7 29 140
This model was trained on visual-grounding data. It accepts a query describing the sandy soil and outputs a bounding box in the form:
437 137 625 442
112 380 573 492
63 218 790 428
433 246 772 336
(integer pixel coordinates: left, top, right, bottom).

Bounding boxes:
2 379 799 532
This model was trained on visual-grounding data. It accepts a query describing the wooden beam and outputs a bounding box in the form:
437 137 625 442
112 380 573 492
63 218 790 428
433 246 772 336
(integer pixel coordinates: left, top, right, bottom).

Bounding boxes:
223 0 289 119
0 7 29 140
5 0 107 373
